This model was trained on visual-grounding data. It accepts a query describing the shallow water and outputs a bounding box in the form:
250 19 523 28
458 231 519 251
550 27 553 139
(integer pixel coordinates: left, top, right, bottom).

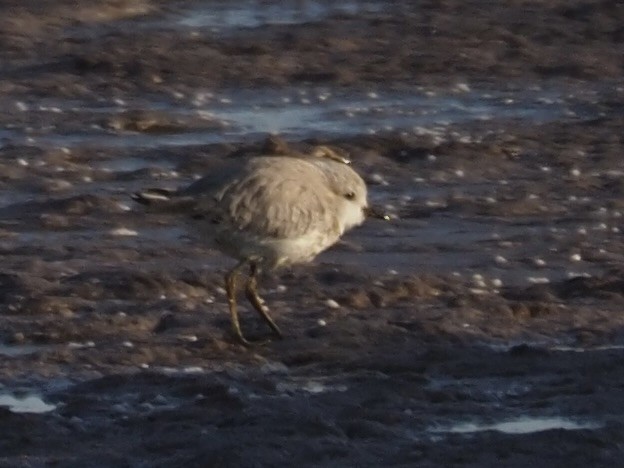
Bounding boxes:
2 86 599 149
431 417 603 434
176 0 384 30
96 157 177 173
0 393 56 414
4 212 604 288
0 344 49 357
550 345 624 353
0 344 51 357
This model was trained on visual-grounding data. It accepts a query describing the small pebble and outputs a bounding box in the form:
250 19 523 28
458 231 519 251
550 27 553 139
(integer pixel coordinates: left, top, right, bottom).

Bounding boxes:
109 227 138 237
454 82 471 93
370 173 388 185
471 273 486 288
178 335 198 342
152 395 168 405
325 299 340 309
12 332 25 343
494 255 508 265
68 341 95 349
527 277 550 284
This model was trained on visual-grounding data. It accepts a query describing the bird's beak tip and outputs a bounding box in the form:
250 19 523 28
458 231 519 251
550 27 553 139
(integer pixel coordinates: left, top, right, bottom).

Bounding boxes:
365 206 391 220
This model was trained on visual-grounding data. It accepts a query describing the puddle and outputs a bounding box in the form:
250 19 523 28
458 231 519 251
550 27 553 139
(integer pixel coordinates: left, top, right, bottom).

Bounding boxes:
3 87 595 149
19 131 228 149
550 344 624 353
431 417 603 435
214 88 575 137
0 344 51 357
324 214 606 285
0 393 57 414
276 377 349 395
14 226 186 245
0 129 11 148
96 157 177 172
177 0 384 30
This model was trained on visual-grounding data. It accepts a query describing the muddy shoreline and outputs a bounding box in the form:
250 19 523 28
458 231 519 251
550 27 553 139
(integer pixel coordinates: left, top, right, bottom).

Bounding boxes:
1 0 624 466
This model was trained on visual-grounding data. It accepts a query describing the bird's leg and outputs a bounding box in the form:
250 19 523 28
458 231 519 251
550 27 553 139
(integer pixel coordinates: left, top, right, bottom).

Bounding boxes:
245 262 283 339
225 260 251 345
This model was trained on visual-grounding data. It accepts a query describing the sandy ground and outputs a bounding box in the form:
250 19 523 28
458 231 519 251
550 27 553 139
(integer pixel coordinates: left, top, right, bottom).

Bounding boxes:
0 0 624 466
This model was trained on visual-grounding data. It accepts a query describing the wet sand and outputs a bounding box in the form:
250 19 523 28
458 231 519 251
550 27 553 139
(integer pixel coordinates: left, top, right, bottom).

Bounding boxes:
1 0 624 466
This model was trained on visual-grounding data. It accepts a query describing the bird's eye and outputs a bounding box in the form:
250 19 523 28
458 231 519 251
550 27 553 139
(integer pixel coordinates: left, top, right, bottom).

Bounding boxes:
344 191 356 200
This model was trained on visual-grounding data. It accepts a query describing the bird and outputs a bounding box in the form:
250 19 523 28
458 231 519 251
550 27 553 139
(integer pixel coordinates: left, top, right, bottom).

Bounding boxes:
132 142 384 345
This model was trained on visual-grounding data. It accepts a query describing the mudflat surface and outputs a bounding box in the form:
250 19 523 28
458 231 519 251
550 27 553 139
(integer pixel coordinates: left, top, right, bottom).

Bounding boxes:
0 0 623 466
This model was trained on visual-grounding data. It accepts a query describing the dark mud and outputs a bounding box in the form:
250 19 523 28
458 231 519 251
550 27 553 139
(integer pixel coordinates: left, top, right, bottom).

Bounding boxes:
1 0 624 466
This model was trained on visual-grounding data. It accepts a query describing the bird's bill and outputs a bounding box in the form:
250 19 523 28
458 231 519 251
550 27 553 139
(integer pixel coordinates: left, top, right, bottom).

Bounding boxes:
364 206 391 220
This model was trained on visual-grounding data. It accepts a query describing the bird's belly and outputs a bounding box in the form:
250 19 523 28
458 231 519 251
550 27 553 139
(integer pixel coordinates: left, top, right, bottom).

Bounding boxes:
214 229 338 268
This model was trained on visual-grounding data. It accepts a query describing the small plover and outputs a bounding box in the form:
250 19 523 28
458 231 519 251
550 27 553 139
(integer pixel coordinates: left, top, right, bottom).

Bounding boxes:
133 143 384 345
